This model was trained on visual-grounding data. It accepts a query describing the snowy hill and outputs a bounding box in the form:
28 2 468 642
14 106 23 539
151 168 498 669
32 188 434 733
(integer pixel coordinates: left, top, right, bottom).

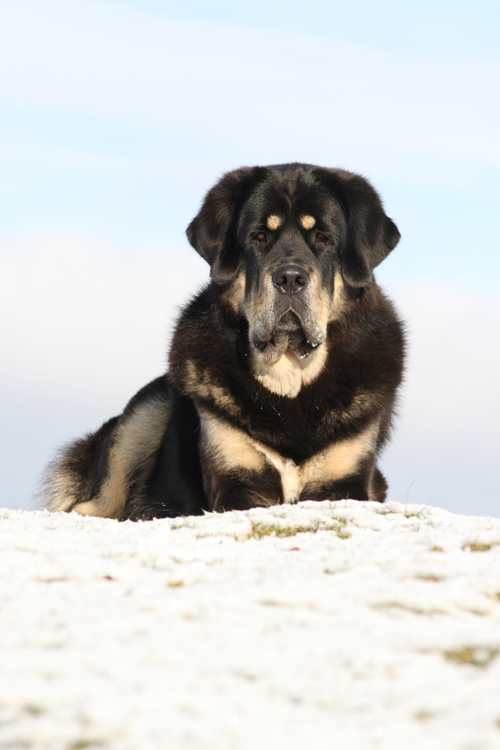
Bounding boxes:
1 500 499 749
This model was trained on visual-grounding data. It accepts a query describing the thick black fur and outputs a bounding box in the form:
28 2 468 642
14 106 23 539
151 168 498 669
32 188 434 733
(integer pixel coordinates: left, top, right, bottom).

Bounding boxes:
44 163 405 520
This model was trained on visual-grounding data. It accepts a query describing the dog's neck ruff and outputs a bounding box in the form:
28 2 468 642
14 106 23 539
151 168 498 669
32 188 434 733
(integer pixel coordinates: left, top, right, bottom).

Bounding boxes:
251 343 328 398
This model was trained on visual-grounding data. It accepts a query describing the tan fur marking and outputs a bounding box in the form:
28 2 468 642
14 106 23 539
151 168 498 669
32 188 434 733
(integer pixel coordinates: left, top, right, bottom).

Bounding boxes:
185 360 241 416
309 271 347 332
300 343 329 387
72 500 112 517
73 397 171 519
300 215 316 230
222 272 245 314
199 409 301 503
330 271 347 320
300 420 380 489
199 409 264 473
199 409 380 505
308 269 330 336
321 391 380 430
267 215 282 231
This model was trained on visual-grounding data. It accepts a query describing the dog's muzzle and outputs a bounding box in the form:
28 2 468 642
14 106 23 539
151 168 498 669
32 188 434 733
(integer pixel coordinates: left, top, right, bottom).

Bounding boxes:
251 264 323 362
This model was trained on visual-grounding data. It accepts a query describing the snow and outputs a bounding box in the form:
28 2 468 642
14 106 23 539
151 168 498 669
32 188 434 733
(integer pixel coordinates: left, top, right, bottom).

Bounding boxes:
1 500 499 750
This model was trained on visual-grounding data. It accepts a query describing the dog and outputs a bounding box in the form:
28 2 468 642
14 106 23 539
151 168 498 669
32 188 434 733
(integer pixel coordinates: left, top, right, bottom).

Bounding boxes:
44 163 405 520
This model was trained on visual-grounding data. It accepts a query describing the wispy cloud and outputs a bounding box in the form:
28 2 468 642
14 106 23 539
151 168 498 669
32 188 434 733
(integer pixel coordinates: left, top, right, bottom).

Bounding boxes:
0 231 208 396
0 144 162 177
1 1 499 167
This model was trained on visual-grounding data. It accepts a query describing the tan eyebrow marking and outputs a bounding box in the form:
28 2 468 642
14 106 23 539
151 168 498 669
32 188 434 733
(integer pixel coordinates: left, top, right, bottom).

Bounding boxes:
300 215 316 230
266 215 282 230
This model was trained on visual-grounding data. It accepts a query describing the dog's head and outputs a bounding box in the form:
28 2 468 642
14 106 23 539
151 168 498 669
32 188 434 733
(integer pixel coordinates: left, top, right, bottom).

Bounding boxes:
187 163 400 366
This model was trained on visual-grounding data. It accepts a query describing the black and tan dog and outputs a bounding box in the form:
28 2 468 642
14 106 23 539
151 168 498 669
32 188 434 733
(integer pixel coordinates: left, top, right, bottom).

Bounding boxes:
45 163 405 520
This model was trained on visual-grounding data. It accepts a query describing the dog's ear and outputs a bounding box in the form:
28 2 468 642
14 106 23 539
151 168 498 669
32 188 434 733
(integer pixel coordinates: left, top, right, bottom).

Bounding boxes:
319 169 400 287
186 167 262 285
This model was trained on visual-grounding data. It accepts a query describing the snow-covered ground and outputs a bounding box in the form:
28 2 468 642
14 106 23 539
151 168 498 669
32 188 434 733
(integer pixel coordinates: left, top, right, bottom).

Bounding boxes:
1 500 499 750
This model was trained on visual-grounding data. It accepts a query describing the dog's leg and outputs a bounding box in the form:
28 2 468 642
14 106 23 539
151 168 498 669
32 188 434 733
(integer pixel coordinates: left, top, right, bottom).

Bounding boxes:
198 408 283 511
298 419 385 502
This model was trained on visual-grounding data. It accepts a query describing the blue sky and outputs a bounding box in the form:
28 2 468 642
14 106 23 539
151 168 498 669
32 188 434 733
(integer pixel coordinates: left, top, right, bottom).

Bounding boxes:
1 0 499 515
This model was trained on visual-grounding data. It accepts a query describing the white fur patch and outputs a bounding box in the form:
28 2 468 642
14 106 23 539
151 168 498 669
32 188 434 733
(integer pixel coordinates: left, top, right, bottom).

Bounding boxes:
300 215 316 230
252 344 328 398
267 215 282 230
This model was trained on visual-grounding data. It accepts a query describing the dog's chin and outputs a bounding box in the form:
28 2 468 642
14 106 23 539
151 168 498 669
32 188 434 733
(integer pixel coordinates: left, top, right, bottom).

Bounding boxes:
252 312 324 365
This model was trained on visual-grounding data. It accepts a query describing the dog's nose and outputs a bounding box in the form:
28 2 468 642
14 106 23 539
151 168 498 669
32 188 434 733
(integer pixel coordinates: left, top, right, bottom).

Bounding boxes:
272 265 309 294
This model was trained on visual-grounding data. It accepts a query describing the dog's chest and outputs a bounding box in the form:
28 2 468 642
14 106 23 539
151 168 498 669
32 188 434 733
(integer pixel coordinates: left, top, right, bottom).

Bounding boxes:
198 407 380 504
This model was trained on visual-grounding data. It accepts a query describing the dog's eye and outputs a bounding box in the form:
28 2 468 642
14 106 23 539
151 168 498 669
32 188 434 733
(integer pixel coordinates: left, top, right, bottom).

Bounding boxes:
315 232 327 244
255 232 267 244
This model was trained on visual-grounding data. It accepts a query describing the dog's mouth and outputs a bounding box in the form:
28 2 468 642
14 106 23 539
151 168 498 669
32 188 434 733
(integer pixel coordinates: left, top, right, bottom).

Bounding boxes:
252 309 324 364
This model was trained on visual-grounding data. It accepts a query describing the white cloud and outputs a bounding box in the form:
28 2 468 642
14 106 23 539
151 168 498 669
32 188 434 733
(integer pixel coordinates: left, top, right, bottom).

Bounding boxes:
381 280 500 514
0 0 499 167
0 143 159 177
0 231 208 400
